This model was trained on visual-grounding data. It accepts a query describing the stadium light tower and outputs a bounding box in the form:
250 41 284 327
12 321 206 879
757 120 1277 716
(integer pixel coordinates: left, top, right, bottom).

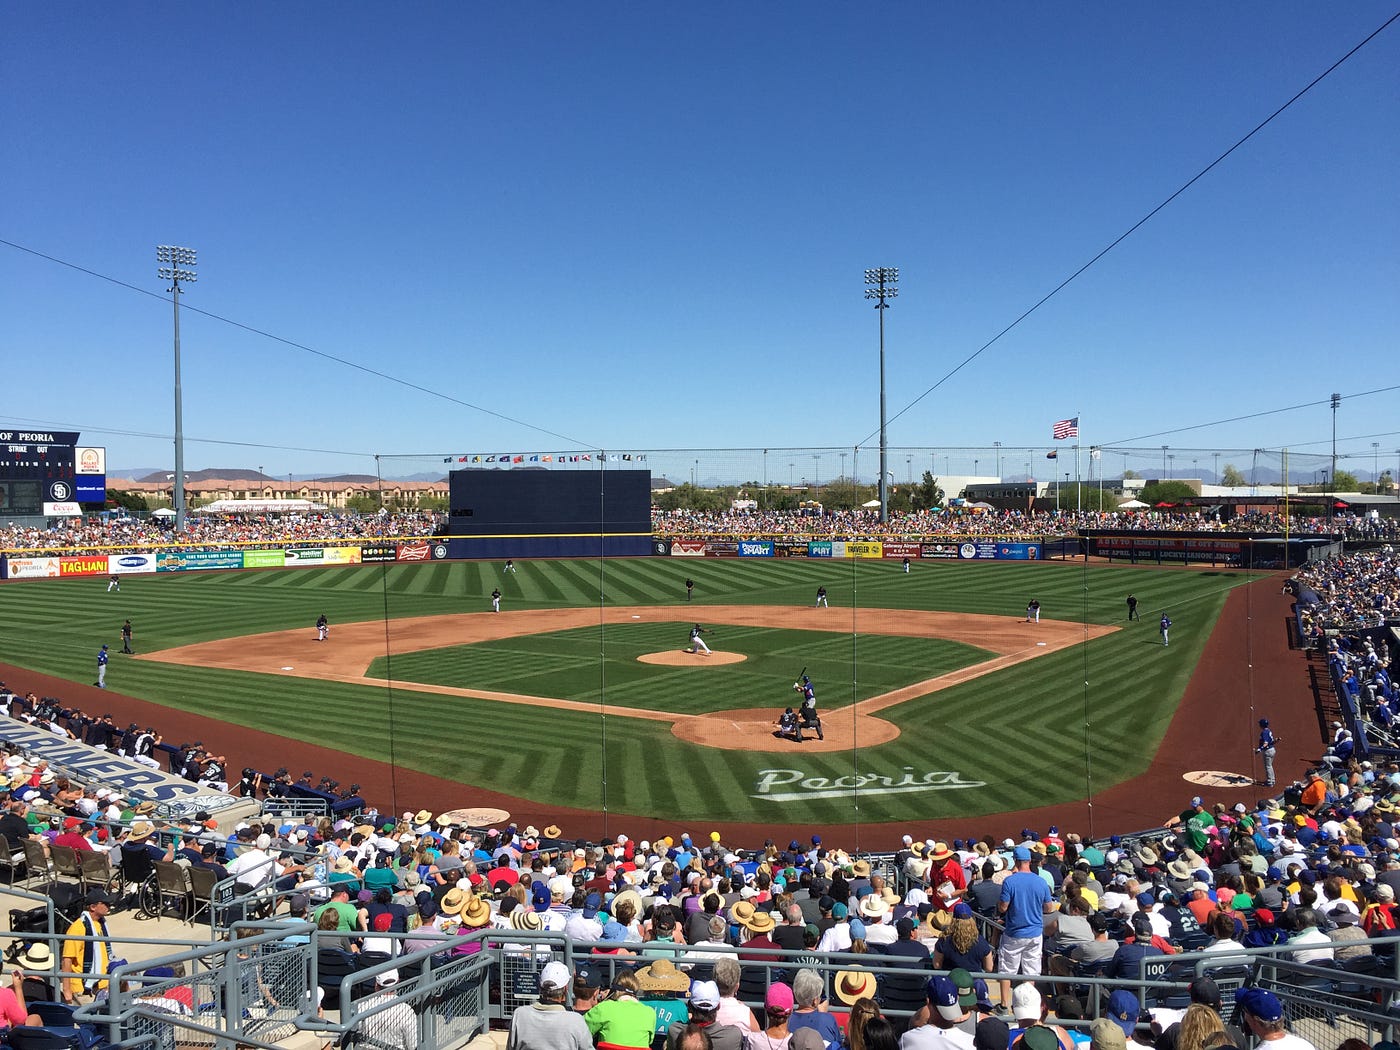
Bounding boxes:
864 267 898 524
157 245 197 532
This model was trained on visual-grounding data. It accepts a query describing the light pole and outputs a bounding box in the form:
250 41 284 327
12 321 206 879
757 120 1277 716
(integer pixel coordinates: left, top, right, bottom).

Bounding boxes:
974 458 979 475
813 454 821 488
993 441 1002 480
157 245 197 532
839 451 847 481
864 267 898 524
1161 446 1168 478
906 455 912 484
1330 392 1340 518
789 463 794 488
1373 442 1381 489
1213 452 1220 484
693 459 699 488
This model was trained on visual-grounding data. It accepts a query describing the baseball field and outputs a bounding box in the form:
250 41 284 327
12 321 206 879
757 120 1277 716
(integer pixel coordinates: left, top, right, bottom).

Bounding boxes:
0 555 1259 827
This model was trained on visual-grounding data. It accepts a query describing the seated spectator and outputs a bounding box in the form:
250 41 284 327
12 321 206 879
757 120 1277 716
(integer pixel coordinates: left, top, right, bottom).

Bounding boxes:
507 960 590 1050
585 970 657 1049
788 969 841 1050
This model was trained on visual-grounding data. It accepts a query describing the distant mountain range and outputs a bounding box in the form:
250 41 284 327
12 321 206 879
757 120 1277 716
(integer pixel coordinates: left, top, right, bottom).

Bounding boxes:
113 467 448 484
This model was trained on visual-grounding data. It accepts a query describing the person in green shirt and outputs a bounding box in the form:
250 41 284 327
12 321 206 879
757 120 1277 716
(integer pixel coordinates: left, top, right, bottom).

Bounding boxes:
311 885 362 933
585 971 657 1049
1167 796 1214 852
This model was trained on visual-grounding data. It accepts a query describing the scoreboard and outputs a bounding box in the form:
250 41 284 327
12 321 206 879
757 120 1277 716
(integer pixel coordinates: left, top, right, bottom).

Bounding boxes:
0 430 106 517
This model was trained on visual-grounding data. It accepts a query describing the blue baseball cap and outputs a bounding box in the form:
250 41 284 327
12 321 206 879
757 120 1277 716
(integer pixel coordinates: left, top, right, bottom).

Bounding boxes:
1238 988 1282 1022
582 892 601 918
1013 846 1032 862
926 975 961 1020
1106 990 1140 1036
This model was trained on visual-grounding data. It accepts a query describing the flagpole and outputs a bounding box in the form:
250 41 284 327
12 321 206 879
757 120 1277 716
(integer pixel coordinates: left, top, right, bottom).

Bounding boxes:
1075 411 1082 515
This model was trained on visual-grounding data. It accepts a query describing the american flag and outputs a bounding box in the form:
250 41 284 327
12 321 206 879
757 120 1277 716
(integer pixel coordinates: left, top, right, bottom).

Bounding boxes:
1052 417 1079 440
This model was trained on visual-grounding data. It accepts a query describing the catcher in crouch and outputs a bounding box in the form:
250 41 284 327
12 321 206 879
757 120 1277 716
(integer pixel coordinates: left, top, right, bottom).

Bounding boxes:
792 674 824 741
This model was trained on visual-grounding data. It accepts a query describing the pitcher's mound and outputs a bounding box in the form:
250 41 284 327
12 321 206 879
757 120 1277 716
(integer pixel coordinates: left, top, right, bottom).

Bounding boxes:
639 650 747 666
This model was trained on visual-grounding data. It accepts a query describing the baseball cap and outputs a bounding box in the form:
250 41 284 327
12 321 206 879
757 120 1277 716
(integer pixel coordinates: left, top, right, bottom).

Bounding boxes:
582 892 601 918
1106 990 1140 1036
832 903 848 919
953 902 974 919
1013 845 1032 862
1020 1027 1060 1050
1237 988 1282 1022
926 975 962 1021
974 1018 1011 1050
1188 977 1222 1008
1010 982 1042 1017
1191 796 1203 808
765 982 794 1013
574 964 603 991
949 968 976 1007
539 961 571 990
689 980 721 1010
1090 1018 1128 1050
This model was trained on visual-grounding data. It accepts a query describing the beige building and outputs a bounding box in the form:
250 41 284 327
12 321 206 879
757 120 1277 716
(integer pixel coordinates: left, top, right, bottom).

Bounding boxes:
118 476 448 511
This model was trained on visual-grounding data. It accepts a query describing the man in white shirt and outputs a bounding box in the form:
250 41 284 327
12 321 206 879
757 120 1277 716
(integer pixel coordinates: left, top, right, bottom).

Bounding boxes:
1286 908 1334 965
900 975 975 1050
1237 988 1317 1050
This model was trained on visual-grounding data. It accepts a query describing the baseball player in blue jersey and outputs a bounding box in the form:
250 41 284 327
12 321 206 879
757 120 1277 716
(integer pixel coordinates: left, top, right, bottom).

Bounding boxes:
1257 718 1278 786
793 675 823 740
1160 612 1172 646
96 644 109 688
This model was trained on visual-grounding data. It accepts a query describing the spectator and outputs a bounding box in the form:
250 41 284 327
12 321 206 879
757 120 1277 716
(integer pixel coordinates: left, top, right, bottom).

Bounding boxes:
507 960 591 1050
788 969 841 1050
1237 988 1317 1050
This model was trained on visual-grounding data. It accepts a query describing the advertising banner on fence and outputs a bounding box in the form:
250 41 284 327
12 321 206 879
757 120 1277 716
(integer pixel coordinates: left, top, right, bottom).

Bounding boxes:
845 541 884 559
397 543 431 562
320 547 362 565
921 543 960 559
243 550 286 569
994 543 1041 560
283 548 325 565
670 540 707 557
707 540 739 557
108 553 159 575
777 542 809 558
157 550 244 572
737 540 774 558
882 542 922 559
43 502 81 516
807 541 833 558
360 545 397 563
58 555 108 577
6 557 59 579
651 539 672 557
957 542 999 560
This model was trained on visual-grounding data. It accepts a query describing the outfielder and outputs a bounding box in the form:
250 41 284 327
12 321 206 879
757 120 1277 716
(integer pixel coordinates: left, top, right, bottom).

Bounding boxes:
689 623 711 655
1160 612 1172 646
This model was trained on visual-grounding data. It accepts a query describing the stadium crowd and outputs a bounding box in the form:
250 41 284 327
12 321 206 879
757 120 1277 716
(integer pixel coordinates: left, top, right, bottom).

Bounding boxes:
0 511 445 555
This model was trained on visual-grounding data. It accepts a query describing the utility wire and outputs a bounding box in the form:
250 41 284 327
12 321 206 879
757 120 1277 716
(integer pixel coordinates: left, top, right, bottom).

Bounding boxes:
860 9 1400 447
0 237 592 448
0 413 373 459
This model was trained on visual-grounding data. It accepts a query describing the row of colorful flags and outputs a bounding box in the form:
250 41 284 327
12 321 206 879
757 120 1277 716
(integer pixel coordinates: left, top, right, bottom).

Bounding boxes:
441 453 650 465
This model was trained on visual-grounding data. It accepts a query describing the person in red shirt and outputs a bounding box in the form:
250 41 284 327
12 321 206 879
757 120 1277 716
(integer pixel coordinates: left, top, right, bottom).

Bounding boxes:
52 818 94 853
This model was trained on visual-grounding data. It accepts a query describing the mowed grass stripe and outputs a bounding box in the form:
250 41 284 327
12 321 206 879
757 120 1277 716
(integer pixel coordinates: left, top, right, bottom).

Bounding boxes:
0 558 1256 823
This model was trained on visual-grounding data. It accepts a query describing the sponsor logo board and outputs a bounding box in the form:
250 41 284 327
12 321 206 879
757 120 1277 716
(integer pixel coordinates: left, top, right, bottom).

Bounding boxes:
807 541 833 558
74 477 106 503
707 540 738 558
845 541 883 559
921 543 959 559
995 543 1040 561
320 547 362 565
882 542 921 558
752 766 986 802
76 447 106 475
360 545 397 563
651 539 672 557
737 540 774 558
6 557 60 579
156 551 245 572
957 542 999 560
432 544 448 560
42 502 81 516
671 540 707 557
108 553 158 575
59 556 109 577
243 550 286 569
397 543 431 562
284 548 325 563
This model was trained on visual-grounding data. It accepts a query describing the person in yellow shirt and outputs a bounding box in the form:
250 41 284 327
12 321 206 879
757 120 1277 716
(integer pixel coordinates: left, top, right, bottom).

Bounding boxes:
60 890 115 1004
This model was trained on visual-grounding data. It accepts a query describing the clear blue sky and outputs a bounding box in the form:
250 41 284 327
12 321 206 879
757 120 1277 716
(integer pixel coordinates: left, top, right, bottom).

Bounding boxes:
2 4 1397 483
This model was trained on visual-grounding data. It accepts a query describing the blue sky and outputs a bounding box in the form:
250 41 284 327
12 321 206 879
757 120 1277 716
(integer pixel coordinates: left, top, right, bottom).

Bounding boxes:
2 5 1397 483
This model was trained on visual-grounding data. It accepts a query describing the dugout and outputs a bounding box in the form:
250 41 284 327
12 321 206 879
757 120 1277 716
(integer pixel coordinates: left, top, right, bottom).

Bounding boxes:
447 467 652 558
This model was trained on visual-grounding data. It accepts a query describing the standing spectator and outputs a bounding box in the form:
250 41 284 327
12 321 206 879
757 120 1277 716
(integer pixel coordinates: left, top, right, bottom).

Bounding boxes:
507 961 591 1050
997 847 1052 1011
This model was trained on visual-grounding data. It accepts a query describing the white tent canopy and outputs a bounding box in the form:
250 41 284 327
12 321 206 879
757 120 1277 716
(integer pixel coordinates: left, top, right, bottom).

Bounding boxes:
150 507 175 517
861 499 881 508
1117 499 1149 509
197 498 329 514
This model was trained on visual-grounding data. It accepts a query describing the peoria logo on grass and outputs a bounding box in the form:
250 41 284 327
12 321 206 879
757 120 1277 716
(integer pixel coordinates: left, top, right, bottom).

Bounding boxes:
752 767 985 801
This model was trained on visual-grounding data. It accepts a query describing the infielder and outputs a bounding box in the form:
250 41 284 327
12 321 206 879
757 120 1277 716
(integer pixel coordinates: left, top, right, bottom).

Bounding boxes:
689 623 711 655
107 574 120 593
492 588 502 613
316 614 329 642
815 586 828 608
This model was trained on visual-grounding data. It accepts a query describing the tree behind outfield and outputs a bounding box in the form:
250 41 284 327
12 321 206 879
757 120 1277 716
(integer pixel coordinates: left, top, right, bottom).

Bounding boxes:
1221 464 1247 487
1137 481 1198 506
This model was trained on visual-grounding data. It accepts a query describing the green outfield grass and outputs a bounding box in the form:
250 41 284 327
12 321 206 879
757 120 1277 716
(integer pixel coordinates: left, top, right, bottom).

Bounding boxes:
0 557 1253 823
366 622 992 712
